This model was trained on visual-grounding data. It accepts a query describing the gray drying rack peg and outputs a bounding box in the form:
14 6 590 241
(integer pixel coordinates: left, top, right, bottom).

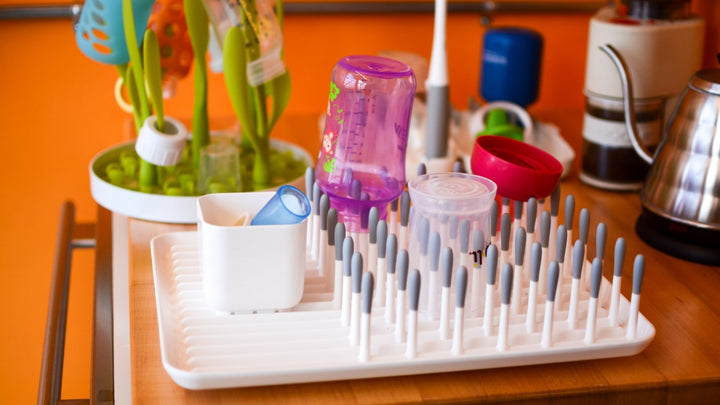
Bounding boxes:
417 162 427 176
568 239 586 329
540 212 551 249
439 246 454 340
386 235 398 274
362 272 374 315
430 232 442 273
327 209 338 247
556 225 567 267
377 220 388 258
500 213 511 253
350 251 364 346
334 222 345 261
369 207 379 244
400 190 411 227
490 200 499 241
304 167 315 200
419 217 431 256
409 268 421 310
541 261 560 348
579 208 590 245
565 195 575 231
626 255 645 340
395 250 409 343
459 219 471 254
483 244 499 337
406 269 421 358
596 222 608 262
527 197 537 235
550 184 561 217
609 237 626 326
384 233 398 323
320 195 330 231
452 265 469 355
497 263 513 351
515 227 526 266
530 242 541 283
526 241 542 333
585 258 603 344
359 272 374 362
340 236 354 326
331 218 343 309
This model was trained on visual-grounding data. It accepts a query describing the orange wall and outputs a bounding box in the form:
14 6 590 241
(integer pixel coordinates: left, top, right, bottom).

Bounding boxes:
0 1 717 402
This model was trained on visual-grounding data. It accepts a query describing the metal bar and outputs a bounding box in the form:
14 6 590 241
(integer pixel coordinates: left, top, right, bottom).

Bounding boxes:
283 1 606 14
91 205 114 404
72 222 96 249
37 203 97 405
37 201 75 405
0 3 81 20
0 1 604 20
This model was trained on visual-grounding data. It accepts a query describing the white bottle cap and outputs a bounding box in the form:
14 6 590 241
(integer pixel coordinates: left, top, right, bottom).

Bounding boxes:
135 115 187 167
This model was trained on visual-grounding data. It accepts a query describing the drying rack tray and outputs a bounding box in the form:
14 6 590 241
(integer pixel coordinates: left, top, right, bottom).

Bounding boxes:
151 231 655 390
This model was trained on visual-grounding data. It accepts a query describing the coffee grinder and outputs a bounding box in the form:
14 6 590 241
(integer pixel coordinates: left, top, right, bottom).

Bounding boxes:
580 0 704 190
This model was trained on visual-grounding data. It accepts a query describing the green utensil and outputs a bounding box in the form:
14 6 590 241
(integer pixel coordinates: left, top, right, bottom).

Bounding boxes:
267 71 291 135
477 108 524 141
184 0 210 167
223 25 257 147
122 0 149 123
143 29 165 131
124 66 142 130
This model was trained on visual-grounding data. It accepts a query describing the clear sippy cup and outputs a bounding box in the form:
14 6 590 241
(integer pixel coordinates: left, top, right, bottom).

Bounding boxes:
315 55 416 233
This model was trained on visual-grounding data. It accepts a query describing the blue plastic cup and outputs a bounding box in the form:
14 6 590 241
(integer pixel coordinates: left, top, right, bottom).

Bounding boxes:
251 185 311 225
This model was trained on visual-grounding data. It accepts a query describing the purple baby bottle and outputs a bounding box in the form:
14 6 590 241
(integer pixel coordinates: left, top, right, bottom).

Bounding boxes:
316 55 416 233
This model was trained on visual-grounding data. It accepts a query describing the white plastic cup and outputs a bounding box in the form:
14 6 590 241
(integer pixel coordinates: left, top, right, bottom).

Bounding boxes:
197 192 307 312
407 173 497 318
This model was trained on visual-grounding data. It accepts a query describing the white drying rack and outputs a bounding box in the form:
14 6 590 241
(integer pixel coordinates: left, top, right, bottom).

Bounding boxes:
150 230 654 390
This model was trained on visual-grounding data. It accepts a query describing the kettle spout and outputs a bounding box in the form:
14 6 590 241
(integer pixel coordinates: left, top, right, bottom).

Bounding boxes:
599 44 654 164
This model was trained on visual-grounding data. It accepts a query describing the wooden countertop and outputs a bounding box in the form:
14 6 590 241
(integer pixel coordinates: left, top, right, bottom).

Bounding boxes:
117 179 720 405
109 113 720 404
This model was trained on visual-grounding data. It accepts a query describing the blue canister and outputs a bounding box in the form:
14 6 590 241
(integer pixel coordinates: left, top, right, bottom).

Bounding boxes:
480 28 543 108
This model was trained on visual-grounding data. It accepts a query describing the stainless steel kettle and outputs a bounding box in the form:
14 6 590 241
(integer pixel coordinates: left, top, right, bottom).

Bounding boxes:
601 44 720 264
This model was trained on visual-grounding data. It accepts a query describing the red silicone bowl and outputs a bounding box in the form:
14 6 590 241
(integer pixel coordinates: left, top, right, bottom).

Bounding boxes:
470 135 563 201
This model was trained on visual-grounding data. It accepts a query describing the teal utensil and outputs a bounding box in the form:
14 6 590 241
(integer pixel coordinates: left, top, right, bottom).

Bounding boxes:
75 0 156 65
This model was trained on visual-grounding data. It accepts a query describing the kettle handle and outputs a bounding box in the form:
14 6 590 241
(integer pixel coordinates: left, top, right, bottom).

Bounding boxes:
599 44 654 164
